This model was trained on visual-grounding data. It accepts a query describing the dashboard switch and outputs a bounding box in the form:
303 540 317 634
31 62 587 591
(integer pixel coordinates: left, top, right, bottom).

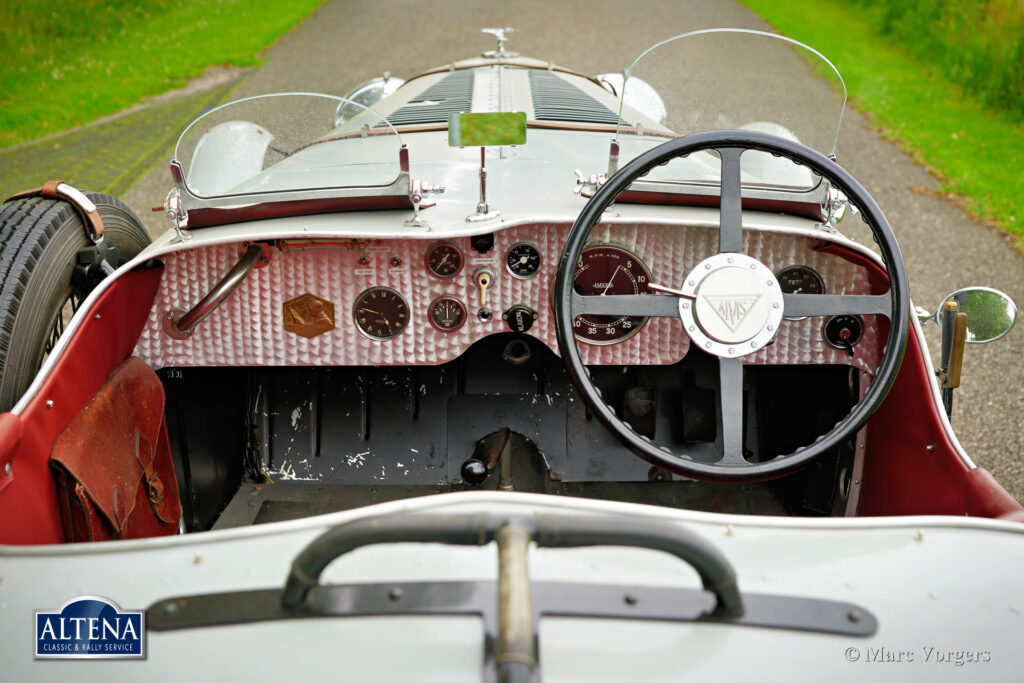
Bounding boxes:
503 305 537 333
475 268 494 307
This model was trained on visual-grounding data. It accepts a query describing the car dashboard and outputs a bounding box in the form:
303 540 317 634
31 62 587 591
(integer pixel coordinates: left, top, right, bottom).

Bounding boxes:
136 222 884 372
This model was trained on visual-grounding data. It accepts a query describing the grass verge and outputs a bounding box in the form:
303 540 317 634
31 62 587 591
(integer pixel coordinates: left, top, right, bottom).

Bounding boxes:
0 0 324 148
739 0 1024 249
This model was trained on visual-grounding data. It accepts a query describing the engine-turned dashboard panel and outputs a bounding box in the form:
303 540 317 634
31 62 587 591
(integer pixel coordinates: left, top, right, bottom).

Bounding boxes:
134 223 884 372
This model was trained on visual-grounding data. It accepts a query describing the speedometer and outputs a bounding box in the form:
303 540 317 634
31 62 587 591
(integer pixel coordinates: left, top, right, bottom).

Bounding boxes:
776 265 825 321
572 244 651 345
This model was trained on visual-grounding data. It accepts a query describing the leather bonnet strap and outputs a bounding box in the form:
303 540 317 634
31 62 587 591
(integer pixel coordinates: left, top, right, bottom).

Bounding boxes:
5 181 106 239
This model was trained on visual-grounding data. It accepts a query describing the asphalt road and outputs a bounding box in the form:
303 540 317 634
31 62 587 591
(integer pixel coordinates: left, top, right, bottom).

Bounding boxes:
111 0 1024 501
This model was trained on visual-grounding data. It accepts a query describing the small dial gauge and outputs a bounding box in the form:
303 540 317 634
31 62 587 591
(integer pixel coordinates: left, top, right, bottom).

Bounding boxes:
353 287 410 340
426 241 463 278
429 296 467 332
572 244 651 345
823 315 864 355
506 242 542 279
777 266 825 321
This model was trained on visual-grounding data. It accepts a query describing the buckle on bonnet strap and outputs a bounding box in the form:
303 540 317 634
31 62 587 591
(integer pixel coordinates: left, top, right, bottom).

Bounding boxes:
4 180 118 283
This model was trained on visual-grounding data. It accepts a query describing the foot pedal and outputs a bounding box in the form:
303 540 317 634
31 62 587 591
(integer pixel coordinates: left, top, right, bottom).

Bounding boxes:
623 386 657 439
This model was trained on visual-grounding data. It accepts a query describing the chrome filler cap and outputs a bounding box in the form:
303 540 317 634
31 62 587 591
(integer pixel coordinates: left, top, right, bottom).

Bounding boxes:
678 253 785 358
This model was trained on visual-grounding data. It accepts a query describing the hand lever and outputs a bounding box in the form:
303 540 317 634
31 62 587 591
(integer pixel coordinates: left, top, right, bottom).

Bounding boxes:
476 269 493 307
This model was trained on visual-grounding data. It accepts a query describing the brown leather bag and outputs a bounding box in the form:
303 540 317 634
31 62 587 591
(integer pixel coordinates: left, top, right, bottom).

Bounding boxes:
51 357 181 542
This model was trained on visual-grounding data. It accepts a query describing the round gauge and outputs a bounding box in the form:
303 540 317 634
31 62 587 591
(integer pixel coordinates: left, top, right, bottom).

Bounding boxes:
572 244 651 345
353 287 410 340
823 315 864 352
777 266 825 321
429 296 467 332
506 242 542 279
425 241 463 278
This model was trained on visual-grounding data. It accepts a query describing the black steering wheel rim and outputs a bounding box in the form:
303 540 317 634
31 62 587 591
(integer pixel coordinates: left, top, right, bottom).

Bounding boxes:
553 130 910 481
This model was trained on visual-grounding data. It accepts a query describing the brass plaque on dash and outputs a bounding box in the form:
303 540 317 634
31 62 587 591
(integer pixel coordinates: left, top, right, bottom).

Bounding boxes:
283 292 335 338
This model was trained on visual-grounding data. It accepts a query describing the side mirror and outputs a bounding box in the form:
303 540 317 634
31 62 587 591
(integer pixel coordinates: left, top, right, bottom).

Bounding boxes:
917 287 1017 344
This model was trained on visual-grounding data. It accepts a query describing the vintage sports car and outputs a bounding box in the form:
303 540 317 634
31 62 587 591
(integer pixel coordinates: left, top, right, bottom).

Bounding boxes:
0 28 1020 679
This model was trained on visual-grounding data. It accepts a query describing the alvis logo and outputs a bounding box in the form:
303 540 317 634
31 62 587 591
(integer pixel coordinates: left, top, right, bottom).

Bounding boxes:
703 294 762 333
35 596 145 659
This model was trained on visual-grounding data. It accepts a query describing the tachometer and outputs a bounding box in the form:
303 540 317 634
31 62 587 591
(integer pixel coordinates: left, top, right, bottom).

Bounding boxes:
572 244 651 344
353 287 409 340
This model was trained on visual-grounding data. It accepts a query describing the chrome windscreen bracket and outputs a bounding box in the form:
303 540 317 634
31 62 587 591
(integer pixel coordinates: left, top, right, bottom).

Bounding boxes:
404 179 445 227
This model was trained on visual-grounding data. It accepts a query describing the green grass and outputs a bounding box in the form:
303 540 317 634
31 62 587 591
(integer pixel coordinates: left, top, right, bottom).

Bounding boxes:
0 0 324 148
740 0 1024 249
846 0 1023 121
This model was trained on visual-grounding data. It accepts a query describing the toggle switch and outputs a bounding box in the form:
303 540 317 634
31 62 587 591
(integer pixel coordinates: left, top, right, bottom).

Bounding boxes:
475 268 494 307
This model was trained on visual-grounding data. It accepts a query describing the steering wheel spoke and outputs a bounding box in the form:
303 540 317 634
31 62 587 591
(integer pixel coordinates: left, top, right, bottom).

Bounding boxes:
717 357 747 465
571 292 682 318
783 293 891 318
717 147 744 253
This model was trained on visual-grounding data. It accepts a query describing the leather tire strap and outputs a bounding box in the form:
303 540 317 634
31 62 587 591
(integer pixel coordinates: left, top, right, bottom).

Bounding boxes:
4 180 106 239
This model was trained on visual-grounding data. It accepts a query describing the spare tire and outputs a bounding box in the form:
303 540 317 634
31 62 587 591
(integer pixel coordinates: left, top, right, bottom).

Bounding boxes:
0 192 152 411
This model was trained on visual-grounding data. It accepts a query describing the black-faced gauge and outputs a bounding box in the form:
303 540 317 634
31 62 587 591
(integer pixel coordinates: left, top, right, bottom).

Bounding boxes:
353 287 410 340
505 242 542 279
572 244 651 345
425 241 463 278
776 265 825 321
429 296 467 332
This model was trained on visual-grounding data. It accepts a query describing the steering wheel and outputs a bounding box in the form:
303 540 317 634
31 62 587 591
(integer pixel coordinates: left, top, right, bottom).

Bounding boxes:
553 130 910 481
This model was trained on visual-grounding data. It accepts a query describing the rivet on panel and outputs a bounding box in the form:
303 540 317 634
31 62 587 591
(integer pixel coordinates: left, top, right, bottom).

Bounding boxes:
45 400 54 409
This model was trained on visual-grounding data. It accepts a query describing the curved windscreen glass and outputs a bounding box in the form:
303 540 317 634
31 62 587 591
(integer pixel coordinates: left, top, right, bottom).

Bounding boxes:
174 93 403 199
613 29 846 188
